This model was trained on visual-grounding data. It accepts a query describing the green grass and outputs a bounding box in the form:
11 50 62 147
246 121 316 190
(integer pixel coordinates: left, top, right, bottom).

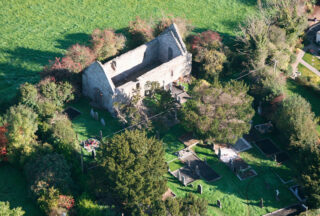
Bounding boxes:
66 97 122 141
168 159 184 172
302 52 320 71
0 0 258 108
298 63 320 85
166 144 297 216
0 164 42 216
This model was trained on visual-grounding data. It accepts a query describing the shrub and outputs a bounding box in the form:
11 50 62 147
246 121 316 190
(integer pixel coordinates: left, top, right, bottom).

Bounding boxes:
62 44 95 73
91 29 126 61
50 114 78 154
191 30 222 51
155 16 193 39
0 125 8 162
129 16 155 43
19 83 39 109
0 201 25 216
77 193 117 216
3 104 38 165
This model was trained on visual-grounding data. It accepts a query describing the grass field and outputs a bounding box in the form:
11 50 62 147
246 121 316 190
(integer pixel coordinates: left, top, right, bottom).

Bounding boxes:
0 0 258 108
302 52 320 71
0 164 42 216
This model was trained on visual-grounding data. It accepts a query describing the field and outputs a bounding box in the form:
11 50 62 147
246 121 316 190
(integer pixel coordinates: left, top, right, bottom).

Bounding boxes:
0 0 258 108
302 52 320 71
298 63 320 85
0 164 42 216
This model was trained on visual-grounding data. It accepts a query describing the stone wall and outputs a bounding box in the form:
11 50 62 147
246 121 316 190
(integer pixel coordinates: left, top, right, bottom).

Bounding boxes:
82 62 115 112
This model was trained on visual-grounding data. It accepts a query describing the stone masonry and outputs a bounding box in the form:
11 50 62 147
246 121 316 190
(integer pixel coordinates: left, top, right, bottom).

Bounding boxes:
82 23 192 114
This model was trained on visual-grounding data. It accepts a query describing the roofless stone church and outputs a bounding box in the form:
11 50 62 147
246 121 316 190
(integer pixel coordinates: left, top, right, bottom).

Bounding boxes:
82 24 192 114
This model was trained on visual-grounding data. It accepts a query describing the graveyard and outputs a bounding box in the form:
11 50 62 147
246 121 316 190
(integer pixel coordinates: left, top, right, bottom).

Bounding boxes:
67 100 301 215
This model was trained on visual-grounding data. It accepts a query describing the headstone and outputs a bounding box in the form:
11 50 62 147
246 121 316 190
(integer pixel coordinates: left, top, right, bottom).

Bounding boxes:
94 112 99 121
187 160 191 167
100 118 106 127
177 170 181 181
90 108 94 118
198 184 203 194
195 165 200 176
276 189 280 201
100 130 102 141
92 149 96 159
218 147 221 159
260 198 264 208
182 175 186 186
217 200 221 209
204 158 207 165
294 187 299 196
274 154 277 162
212 143 215 151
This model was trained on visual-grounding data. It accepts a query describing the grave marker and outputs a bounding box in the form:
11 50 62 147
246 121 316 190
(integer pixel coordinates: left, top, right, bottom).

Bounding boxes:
90 108 94 118
94 112 99 121
218 147 221 159
260 198 264 208
100 118 106 127
217 200 221 209
195 165 200 176
198 184 203 194
182 175 186 186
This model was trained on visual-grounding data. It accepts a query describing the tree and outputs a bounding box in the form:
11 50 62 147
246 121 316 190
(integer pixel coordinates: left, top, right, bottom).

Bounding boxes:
0 125 8 162
180 80 254 144
99 130 167 214
129 16 155 43
91 29 126 61
273 94 318 150
191 31 227 79
0 201 25 216
2 104 38 164
155 16 193 39
19 83 38 110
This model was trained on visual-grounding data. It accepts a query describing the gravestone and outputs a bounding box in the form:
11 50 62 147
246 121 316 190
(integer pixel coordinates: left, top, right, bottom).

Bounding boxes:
217 200 221 209
177 170 181 181
204 158 207 165
197 184 203 194
94 112 99 121
92 149 96 159
276 189 280 201
187 160 191 167
182 175 186 186
100 118 106 127
260 198 264 208
212 143 215 151
218 147 221 159
90 108 94 118
195 165 200 177
100 130 103 140
229 159 233 169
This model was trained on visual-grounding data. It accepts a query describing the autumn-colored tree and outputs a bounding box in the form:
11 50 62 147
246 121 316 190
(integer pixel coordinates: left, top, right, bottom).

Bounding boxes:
129 16 155 43
0 125 8 161
155 16 193 39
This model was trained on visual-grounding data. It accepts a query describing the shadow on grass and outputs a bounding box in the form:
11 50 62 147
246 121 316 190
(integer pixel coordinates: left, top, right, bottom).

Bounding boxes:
55 33 91 50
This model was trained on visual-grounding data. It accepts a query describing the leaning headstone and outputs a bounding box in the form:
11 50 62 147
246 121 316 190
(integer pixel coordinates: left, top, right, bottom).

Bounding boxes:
182 175 186 186
100 118 106 127
260 198 264 208
90 108 94 118
92 149 96 159
217 200 221 209
198 184 203 194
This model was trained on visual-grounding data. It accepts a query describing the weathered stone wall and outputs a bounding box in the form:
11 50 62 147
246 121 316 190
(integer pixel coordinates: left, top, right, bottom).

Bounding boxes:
158 31 183 63
82 62 115 112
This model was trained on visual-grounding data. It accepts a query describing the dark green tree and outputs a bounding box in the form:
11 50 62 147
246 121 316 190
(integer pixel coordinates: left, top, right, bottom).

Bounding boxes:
180 80 254 144
99 130 167 214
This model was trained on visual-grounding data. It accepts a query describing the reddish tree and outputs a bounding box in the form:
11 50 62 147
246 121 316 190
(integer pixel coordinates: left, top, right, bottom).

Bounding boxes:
129 16 155 43
191 30 222 51
0 125 8 161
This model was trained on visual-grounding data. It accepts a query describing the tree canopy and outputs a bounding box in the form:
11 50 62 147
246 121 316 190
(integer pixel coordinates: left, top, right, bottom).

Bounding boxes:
99 130 167 214
180 80 254 144
0 202 25 216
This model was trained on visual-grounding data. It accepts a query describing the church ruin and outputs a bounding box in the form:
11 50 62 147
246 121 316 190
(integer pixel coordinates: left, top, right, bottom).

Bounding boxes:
82 23 192 114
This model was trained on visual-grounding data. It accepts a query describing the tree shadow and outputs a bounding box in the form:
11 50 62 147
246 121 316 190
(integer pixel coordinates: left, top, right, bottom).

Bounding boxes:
55 32 91 50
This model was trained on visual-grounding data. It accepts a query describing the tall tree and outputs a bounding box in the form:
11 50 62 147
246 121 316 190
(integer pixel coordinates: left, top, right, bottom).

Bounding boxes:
99 130 167 214
0 202 25 216
180 80 254 144
2 104 38 164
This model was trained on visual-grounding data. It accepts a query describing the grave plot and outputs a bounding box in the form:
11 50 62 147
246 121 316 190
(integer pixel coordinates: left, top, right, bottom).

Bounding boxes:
233 137 252 153
63 107 81 120
255 138 281 156
171 151 220 185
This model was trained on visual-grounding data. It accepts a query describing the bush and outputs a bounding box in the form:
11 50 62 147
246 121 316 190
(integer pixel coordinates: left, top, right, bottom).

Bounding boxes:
155 16 193 39
77 193 117 216
62 44 95 73
91 29 126 61
3 104 38 165
19 83 39 109
50 114 78 154
0 201 25 216
129 16 155 43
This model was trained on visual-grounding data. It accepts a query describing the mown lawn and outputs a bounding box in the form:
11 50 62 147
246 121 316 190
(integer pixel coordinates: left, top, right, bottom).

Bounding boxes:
298 63 320 85
0 164 42 216
66 97 122 141
0 0 258 108
302 52 320 71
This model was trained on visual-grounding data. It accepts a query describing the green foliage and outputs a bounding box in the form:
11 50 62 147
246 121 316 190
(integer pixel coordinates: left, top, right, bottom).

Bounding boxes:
18 83 38 110
178 193 208 216
3 104 38 165
24 153 73 196
181 80 254 144
0 202 25 216
50 114 78 154
77 193 117 216
273 94 318 150
37 187 60 215
99 130 167 214
91 29 126 61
